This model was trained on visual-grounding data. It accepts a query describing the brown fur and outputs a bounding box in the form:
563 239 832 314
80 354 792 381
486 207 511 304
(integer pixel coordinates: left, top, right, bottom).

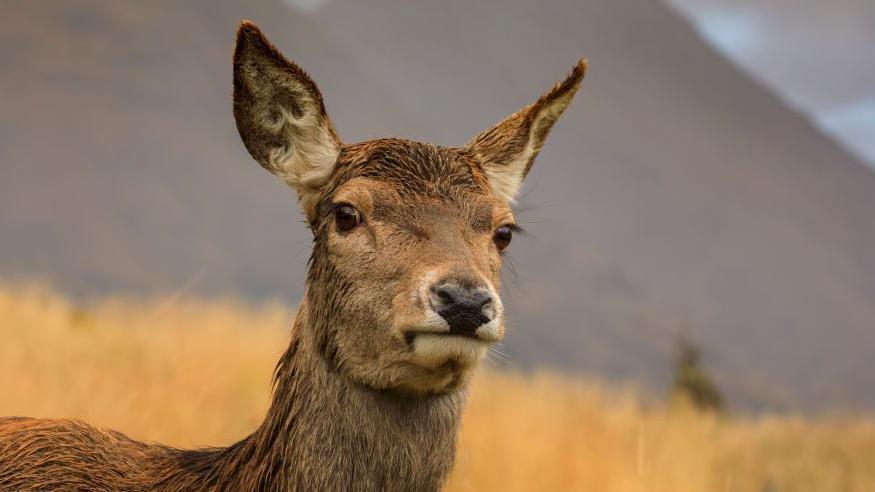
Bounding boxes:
0 21 585 491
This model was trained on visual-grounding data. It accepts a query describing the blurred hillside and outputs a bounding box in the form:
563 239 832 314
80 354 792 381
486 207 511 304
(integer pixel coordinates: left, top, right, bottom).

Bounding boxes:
665 0 875 167
1 0 874 411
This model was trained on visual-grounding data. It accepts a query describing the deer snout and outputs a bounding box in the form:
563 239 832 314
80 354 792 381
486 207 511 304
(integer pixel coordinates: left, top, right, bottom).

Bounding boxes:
429 283 495 337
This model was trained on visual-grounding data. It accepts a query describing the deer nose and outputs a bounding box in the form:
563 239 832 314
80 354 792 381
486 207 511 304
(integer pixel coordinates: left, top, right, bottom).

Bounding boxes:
429 283 494 337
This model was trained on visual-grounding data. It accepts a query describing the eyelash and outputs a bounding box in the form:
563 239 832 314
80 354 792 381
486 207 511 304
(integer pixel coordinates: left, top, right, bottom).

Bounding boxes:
504 224 525 235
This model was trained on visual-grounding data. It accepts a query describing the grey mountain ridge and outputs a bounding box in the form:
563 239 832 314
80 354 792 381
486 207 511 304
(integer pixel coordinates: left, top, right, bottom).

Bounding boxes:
2 0 874 412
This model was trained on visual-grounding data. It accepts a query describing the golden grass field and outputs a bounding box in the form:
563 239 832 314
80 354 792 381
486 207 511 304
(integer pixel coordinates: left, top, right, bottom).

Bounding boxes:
2 282 874 491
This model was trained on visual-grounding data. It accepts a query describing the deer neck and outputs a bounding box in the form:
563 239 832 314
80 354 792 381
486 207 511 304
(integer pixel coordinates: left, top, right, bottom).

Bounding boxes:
224 296 465 491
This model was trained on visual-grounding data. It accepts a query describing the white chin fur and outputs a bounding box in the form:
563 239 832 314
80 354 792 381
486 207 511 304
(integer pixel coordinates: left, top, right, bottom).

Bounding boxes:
475 318 503 342
409 334 489 369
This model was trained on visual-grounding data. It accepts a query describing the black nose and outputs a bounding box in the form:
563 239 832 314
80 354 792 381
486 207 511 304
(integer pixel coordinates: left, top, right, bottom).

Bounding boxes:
430 283 494 336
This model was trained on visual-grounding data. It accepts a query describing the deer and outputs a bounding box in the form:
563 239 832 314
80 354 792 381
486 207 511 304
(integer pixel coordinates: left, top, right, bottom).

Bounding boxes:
0 21 585 491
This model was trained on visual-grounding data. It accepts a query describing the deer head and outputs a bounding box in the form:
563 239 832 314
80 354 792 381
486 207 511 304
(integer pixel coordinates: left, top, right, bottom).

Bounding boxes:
233 21 585 394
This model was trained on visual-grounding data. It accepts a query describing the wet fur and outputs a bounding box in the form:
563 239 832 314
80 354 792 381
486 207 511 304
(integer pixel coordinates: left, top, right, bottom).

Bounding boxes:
0 21 584 491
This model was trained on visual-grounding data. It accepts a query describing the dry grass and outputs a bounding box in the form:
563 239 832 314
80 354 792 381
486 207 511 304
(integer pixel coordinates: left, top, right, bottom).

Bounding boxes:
1 282 874 491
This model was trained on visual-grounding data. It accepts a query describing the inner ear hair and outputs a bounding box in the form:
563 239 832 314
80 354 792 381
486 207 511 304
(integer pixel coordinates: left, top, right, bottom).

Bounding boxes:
233 21 342 216
466 59 587 203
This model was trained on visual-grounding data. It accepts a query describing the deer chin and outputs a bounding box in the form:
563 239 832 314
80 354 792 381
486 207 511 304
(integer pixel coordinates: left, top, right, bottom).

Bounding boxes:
389 334 489 394
407 332 491 370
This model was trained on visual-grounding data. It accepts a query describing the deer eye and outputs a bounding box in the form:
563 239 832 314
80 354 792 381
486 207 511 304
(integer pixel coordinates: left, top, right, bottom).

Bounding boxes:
494 225 513 251
333 204 362 231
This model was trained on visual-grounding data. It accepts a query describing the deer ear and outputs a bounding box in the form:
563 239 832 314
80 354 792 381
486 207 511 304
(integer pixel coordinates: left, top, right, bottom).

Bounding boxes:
466 59 587 203
233 21 341 212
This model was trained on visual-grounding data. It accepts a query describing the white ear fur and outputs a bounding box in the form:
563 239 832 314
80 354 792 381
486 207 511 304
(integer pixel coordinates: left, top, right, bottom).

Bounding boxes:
482 147 529 204
233 21 342 212
466 59 587 203
261 104 341 195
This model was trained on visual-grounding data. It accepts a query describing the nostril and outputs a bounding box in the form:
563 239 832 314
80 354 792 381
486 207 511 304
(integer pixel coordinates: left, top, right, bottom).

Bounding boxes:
429 282 495 336
472 291 493 308
430 284 493 310
434 286 456 305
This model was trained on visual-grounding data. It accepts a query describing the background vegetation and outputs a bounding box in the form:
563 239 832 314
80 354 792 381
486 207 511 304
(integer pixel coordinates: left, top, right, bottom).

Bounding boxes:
2 283 874 491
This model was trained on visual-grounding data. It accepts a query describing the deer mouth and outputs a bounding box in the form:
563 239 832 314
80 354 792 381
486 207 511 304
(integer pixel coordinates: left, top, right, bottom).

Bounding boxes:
408 338 487 370
403 327 499 372
403 329 480 346
402 319 502 346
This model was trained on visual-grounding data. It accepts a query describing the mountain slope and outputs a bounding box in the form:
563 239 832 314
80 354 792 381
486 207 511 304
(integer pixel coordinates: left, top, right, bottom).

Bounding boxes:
1 0 873 411
307 0 875 410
